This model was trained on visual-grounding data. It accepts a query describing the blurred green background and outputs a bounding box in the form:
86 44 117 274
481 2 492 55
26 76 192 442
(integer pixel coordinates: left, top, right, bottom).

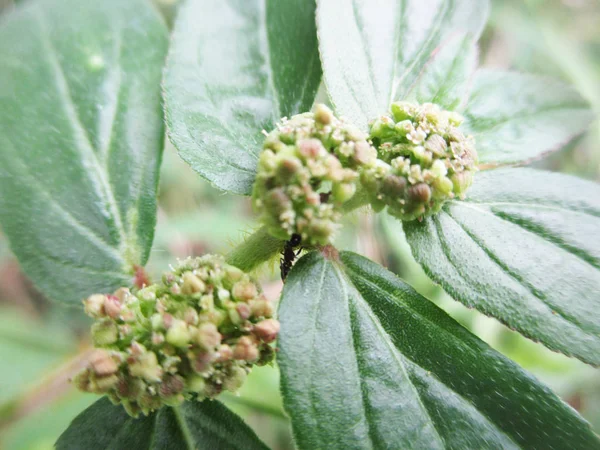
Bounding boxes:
0 0 599 448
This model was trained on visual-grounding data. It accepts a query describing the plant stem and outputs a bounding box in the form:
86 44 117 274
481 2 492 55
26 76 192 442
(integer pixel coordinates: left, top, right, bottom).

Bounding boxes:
225 226 283 272
342 185 370 213
225 191 370 273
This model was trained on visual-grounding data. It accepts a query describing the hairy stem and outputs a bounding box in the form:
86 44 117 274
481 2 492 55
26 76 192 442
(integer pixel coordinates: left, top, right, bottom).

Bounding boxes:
341 185 370 213
225 226 283 272
226 191 371 273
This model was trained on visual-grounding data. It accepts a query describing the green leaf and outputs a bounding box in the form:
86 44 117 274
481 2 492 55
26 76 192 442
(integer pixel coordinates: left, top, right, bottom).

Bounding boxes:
316 0 489 130
56 397 269 450
463 70 595 165
278 250 600 449
404 168 600 366
406 33 478 111
164 0 321 195
0 0 168 304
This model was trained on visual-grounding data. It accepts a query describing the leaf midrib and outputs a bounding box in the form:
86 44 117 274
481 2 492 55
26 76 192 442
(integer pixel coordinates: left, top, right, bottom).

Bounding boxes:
336 264 446 450
454 201 600 267
444 209 590 332
339 260 520 449
1 136 123 263
35 9 129 255
344 265 518 448
391 0 450 102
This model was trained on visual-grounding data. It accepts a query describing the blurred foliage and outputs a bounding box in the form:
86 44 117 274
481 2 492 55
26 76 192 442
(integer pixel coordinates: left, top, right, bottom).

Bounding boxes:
1 0 599 448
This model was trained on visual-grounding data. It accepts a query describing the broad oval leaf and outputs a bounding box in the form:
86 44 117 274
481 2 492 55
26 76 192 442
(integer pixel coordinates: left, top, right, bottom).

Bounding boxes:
406 33 478 111
56 397 268 450
317 0 489 129
463 70 595 166
164 0 321 195
0 0 168 304
278 250 600 449
404 168 600 366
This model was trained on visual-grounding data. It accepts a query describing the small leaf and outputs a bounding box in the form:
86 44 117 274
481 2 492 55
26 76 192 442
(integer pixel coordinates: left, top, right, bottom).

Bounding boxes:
316 0 489 129
56 397 268 450
0 0 168 304
278 250 600 449
463 70 595 165
164 0 321 195
404 168 600 365
407 33 478 111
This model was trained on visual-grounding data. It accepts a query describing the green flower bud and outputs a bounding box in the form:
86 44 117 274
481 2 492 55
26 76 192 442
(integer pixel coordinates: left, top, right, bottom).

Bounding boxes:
129 351 163 383
252 104 376 245
332 182 356 203
93 374 119 393
166 320 191 348
363 101 478 221
232 280 258 302
451 171 474 199
91 319 118 346
249 297 275 319
193 323 221 349
75 255 279 417
186 375 207 393
181 272 206 295
222 366 247 392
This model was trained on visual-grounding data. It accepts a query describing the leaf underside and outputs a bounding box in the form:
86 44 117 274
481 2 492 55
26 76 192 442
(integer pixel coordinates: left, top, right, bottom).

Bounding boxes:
55 397 268 450
406 32 478 112
278 250 599 449
0 0 168 304
164 0 321 195
404 168 600 366
316 0 490 129
463 69 595 166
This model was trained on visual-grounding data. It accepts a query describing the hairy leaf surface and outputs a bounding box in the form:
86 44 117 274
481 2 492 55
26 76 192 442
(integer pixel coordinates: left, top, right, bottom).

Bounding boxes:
407 33 478 111
0 0 168 304
464 70 595 165
278 250 599 449
56 397 268 450
404 168 600 365
164 0 321 195
317 0 489 129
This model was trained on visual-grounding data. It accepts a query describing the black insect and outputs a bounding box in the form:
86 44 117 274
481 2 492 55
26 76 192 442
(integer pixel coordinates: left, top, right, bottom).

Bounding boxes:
280 233 302 281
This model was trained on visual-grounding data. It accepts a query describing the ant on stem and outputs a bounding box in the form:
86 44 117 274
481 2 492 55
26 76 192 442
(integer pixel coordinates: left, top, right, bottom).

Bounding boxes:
280 233 302 281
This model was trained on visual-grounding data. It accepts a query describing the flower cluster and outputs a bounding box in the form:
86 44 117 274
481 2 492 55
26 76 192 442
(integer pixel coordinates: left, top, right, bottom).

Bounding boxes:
252 104 377 246
362 102 478 221
73 255 279 417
